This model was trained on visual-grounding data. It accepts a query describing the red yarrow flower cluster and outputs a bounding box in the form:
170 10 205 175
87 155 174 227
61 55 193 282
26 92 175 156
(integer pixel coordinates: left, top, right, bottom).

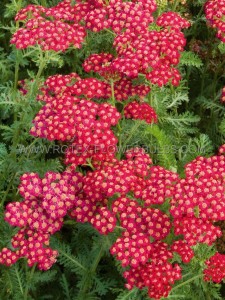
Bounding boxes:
156 12 190 30
174 217 222 246
170 155 225 246
123 242 182 300
84 0 156 34
83 54 150 97
112 197 171 239
83 1 190 87
0 169 83 270
221 86 225 102
204 252 225 283
108 150 225 298
171 240 194 263
218 144 225 155
69 148 153 234
11 3 86 51
30 73 121 167
124 101 158 124
114 27 188 85
205 0 225 43
110 231 152 268
133 166 179 205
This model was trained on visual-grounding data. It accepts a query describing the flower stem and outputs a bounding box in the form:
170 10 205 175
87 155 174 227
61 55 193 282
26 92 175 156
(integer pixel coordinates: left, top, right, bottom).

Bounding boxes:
172 274 203 292
24 264 36 300
13 0 23 115
110 79 115 107
77 242 105 298
122 121 142 150
2 49 48 205
104 28 116 36
172 0 179 11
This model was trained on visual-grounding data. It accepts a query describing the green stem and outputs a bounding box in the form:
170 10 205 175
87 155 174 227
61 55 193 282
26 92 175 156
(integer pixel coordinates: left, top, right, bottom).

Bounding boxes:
212 71 219 99
2 50 48 205
85 159 95 170
12 50 47 149
211 60 225 98
197 5 204 19
24 264 36 300
205 291 212 300
172 274 203 292
16 0 22 11
14 50 20 91
191 3 205 38
0 172 18 207
40 0 47 6
116 120 123 159
78 243 104 298
104 28 116 36
28 51 47 98
200 66 207 96
13 0 23 116
15 265 24 296
60 250 87 271
90 245 104 274
172 0 179 11
115 225 125 230
122 121 142 150
110 79 115 107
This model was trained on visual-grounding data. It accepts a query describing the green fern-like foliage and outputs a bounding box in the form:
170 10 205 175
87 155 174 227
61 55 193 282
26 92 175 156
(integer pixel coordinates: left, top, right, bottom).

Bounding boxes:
218 42 225 54
196 96 225 117
219 116 225 136
144 124 177 170
180 51 203 68
159 112 200 135
189 0 208 7
115 287 148 300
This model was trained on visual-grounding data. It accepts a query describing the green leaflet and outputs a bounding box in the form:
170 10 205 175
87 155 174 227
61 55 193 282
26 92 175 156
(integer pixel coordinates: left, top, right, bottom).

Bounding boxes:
145 124 177 170
180 51 203 69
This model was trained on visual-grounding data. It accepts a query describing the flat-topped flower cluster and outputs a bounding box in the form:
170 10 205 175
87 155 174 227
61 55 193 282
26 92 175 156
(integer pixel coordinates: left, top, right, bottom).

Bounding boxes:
205 0 225 102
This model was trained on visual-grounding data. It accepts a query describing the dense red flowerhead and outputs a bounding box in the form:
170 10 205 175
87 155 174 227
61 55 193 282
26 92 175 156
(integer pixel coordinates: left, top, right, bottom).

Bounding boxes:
205 0 225 42
221 86 225 103
204 252 225 283
11 3 87 51
156 12 191 30
124 101 157 124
